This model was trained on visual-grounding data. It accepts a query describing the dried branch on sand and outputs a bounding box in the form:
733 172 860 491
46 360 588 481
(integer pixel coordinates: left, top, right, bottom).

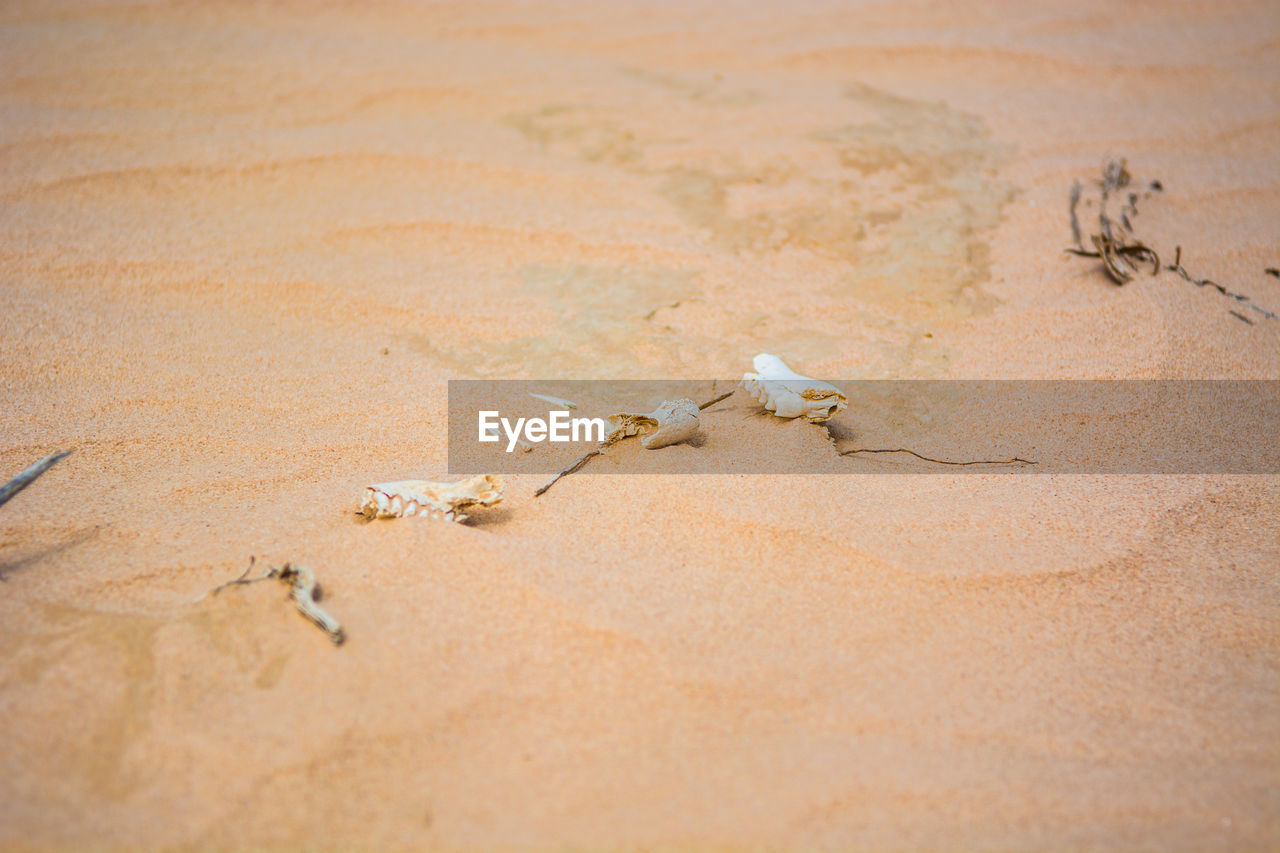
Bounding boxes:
205 558 345 645
0 450 72 509
535 390 729 498
1065 159 1274 322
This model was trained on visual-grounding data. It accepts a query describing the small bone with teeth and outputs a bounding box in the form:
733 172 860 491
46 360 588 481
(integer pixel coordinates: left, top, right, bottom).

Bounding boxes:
741 353 847 423
360 474 503 522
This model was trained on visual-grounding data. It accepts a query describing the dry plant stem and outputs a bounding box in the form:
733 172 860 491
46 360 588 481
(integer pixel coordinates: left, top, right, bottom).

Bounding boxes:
204 556 274 597
206 559 345 644
534 449 603 497
535 390 732 498
840 448 1035 466
1167 246 1277 321
698 390 736 411
1069 181 1084 251
1091 234 1134 284
1064 159 1158 284
1067 161 1274 320
0 450 72 509
1098 159 1128 248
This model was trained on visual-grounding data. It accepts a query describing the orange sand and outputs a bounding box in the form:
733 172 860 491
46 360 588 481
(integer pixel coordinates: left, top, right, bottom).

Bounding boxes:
1 1 1278 850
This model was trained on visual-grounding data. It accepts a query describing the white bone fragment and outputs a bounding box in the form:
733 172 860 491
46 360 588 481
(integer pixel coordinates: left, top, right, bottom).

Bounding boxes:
529 393 578 409
605 398 701 449
741 353 846 423
277 563 345 644
360 474 503 522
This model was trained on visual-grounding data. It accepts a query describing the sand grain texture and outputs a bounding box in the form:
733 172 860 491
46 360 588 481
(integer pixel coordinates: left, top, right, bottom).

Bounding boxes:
1 1 1278 850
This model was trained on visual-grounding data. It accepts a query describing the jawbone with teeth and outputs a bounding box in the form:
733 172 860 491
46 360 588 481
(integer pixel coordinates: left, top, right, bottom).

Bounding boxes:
741 353 847 423
360 474 504 522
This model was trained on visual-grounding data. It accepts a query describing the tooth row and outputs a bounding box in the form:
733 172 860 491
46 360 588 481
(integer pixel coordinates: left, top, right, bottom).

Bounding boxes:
415 507 458 521
363 488 466 521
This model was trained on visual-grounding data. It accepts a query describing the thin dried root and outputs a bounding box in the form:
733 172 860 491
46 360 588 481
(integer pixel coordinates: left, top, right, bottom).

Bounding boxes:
202 556 272 598
840 448 1036 467
535 395 708 498
698 390 735 410
534 449 602 497
0 450 72 509
1167 246 1277 321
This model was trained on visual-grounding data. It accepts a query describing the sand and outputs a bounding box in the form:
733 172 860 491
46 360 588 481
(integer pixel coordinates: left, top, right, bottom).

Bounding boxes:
1 1 1278 850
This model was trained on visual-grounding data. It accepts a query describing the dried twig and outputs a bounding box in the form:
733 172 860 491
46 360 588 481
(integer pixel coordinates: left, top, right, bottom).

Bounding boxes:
534 449 603 497
1066 160 1274 320
535 390 732 498
204 558 345 644
1098 158 1130 246
0 450 72 509
1069 181 1085 252
204 556 273 597
1167 246 1277 321
1065 159 1157 283
839 448 1035 466
1093 159 1159 283
698 390 735 410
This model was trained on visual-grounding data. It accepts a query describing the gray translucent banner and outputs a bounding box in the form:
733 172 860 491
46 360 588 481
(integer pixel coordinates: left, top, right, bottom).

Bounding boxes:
448 380 1279 475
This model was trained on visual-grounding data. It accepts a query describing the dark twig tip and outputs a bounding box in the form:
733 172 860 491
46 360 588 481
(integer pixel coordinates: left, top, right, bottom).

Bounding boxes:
0 449 74 510
698 390 735 411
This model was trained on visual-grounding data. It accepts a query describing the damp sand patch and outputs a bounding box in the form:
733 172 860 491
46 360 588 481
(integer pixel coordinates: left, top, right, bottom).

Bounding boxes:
509 76 1014 322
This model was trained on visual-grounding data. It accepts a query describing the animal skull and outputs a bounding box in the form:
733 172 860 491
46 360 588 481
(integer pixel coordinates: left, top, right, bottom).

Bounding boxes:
742 353 847 422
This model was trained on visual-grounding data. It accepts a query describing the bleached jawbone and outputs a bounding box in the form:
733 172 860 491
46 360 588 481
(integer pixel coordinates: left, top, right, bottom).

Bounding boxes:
360 474 503 522
742 353 847 423
605 398 701 450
